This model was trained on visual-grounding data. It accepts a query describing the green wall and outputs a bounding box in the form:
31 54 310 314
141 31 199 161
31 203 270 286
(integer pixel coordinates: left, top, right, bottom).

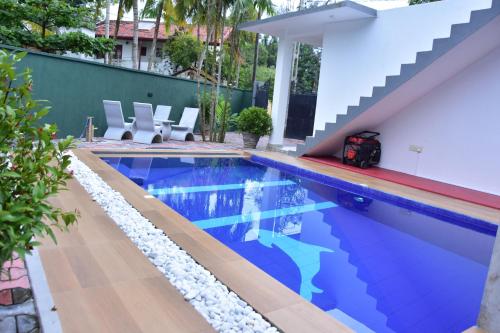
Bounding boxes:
1 45 252 137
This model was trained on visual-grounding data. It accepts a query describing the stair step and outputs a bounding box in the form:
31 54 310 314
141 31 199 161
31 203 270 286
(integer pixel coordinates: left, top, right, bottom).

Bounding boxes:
335 113 350 125
398 62 419 80
325 122 340 133
383 75 404 88
448 21 474 39
413 50 435 67
346 105 358 114
371 85 389 101
358 96 374 110
431 36 454 53
469 4 499 23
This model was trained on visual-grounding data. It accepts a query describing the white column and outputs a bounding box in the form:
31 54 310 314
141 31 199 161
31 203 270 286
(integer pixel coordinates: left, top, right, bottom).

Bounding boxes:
478 232 500 332
269 38 294 147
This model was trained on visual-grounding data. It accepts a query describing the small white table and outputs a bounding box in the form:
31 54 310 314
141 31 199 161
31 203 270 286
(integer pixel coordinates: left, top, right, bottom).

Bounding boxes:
158 120 175 141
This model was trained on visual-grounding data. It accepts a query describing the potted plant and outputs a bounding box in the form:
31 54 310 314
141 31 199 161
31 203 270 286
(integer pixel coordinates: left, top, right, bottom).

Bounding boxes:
236 107 272 149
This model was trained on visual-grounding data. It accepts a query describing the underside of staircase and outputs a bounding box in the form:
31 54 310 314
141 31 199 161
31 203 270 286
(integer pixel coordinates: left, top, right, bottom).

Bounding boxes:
294 0 500 157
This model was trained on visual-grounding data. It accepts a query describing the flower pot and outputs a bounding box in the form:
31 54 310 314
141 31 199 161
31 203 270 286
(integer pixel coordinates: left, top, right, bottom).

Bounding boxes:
242 132 260 149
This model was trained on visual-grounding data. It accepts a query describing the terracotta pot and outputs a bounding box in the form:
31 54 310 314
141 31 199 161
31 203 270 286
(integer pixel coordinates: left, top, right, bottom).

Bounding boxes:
242 132 260 149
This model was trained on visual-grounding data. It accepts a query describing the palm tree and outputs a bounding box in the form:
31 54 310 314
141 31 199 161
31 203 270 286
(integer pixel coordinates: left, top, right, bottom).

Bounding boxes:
114 0 133 40
229 0 255 87
104 0 111 63
132 0 139 69
143 0 165 71
143 0 189 71
250 0 274 105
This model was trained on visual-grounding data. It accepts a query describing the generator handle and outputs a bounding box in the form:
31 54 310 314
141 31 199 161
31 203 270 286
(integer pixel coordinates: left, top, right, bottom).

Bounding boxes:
353 131 380 138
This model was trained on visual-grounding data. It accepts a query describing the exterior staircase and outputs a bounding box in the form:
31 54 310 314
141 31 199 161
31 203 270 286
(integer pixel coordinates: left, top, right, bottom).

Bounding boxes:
294 0 500 157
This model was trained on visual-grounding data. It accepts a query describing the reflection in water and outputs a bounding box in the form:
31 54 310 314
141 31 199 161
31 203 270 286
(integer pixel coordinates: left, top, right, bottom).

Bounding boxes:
337 191 373 211
129 157 153 186
273 181 306 235
258 229 333 300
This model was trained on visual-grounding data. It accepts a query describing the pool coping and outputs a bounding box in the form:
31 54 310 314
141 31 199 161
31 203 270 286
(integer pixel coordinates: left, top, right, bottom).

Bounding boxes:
74 148 499 332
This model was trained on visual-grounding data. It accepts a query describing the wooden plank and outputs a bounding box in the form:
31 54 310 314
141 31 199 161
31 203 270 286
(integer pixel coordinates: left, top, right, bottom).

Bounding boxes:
113 277 213 333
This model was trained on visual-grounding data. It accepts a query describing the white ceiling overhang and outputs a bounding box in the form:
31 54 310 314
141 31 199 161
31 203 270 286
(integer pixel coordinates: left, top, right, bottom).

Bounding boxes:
238 1 377 47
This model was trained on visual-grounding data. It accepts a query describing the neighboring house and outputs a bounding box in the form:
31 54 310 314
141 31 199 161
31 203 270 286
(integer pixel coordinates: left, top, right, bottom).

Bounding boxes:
95 21 231 75
240 0 500 196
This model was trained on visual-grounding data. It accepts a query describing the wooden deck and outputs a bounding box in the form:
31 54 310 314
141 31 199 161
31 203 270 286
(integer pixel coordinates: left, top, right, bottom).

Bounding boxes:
37 148 498 333
38 177 215 333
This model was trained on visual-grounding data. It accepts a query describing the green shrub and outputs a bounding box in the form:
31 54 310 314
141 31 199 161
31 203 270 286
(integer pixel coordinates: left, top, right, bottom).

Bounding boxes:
0 50 77 264
236 106 272 137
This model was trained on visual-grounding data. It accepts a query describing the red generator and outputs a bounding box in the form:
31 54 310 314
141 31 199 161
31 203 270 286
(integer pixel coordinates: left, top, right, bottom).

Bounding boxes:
342 131 381 169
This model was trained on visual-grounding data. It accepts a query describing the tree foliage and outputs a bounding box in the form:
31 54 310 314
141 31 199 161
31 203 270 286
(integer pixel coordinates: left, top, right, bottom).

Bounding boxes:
0 50 77 264
0 0 114 56
293 45 321 94
163 32 202 71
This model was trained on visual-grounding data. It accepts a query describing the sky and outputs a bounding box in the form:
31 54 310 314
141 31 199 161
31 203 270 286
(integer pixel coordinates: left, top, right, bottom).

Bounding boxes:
109 0 409 21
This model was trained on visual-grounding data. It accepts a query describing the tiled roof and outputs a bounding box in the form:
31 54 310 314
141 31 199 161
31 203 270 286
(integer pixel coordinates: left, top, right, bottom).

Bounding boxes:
95 21 232 43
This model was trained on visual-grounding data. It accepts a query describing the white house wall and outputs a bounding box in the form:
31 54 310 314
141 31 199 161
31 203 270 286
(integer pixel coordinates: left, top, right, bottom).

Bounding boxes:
374 46 500 195
92 40 173 75
314 0 492 132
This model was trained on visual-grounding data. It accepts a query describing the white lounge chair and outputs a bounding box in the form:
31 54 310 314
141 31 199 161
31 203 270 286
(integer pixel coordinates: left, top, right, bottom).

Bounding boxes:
103 100 134 140
154 105 172 124
132 102 163 144
171 107 200 141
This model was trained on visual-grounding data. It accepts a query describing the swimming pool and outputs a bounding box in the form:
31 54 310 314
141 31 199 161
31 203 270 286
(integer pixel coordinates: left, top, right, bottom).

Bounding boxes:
102 155 496 333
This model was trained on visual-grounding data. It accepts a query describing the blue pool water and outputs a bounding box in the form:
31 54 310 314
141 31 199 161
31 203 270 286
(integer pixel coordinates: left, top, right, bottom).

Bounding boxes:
102 156 496 333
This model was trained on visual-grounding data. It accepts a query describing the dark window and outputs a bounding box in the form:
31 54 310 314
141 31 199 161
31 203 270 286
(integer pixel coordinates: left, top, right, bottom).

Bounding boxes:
113 45 123 60
155 47 162 58
140 46 147 56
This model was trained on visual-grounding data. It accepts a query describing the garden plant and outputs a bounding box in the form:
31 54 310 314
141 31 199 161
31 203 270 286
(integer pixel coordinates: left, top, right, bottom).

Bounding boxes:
0 50 77 265
236 106 272 149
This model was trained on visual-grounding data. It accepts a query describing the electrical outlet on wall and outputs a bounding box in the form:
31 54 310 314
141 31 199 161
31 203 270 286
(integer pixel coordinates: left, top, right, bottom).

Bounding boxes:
409 145 423 153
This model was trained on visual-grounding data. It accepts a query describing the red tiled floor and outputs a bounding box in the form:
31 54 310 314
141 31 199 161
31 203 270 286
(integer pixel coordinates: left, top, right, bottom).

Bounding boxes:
0 276 30 291
302 156 500 210
0 289 12 305
9 267 27 280
2 258 24 270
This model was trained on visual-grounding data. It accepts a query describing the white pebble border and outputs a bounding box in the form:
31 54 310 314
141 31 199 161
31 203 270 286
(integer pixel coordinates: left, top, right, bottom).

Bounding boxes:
68 153 279 333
